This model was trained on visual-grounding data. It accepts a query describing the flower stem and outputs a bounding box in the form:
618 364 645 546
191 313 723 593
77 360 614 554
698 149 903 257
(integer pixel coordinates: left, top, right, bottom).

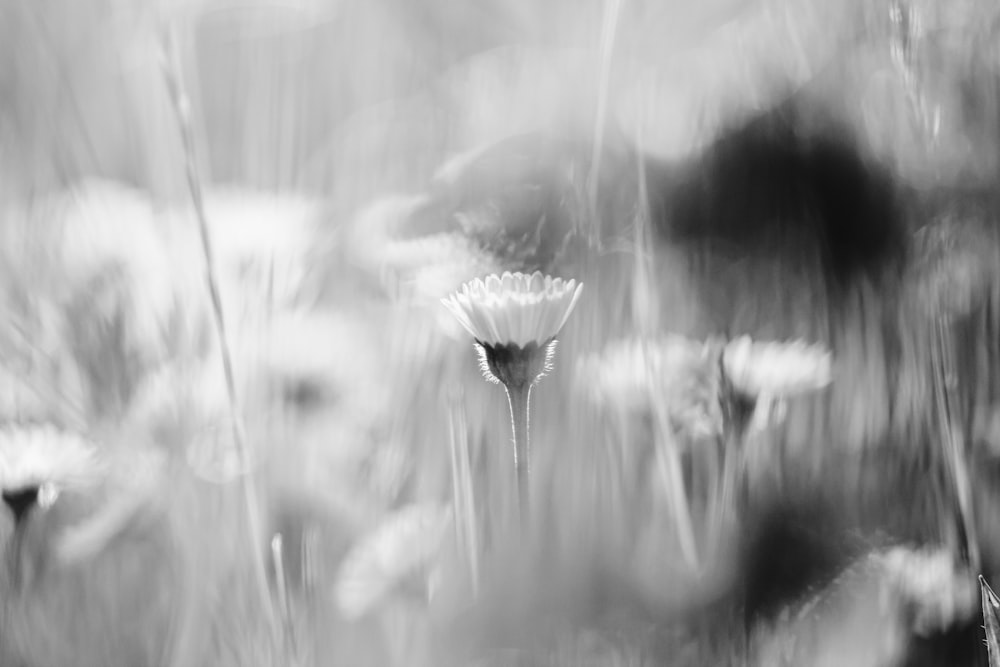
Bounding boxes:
650 409 699 573
448 389 480 596
712 428 743 546
504 382 532 526
160 25 277 638
932 316 980 572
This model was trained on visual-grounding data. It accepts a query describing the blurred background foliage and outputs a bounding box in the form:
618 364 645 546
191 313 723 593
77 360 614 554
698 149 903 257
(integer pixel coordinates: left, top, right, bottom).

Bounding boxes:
1 0 1000 666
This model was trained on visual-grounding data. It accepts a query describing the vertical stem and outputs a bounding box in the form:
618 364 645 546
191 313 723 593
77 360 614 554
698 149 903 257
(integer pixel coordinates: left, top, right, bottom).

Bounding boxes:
587 0 622 242
448 390 480 596
505 382 532 526
654 426 699 572
271 534 299 661
647 386 697 572
711 426 744 554
933 316 980 572
713 419 749 666
160 26 277 634
8 523 27 593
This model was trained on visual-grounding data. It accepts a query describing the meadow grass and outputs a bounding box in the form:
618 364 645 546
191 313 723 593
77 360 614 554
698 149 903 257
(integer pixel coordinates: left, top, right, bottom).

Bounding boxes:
2 2 1000 666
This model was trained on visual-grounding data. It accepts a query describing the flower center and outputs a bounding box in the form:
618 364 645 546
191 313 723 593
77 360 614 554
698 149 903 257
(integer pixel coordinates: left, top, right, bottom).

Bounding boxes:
2 486 40 524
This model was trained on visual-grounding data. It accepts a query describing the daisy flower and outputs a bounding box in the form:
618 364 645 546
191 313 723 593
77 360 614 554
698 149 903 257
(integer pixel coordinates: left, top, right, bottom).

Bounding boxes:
0 424 105 499
712 336 832 542
578 335 723 440
442 271 582 350
441 271 582 520
721 336 833 400
0 424 106 585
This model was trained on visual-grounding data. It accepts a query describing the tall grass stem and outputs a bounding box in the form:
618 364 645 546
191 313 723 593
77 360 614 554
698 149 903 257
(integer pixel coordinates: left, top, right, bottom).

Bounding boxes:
159 23 279 639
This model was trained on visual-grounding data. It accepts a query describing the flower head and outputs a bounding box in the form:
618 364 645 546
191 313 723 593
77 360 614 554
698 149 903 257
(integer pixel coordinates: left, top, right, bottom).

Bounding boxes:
0 424 105 493
578 335 723 439
441 271 582 348
910 217 997 319
722 336 832 399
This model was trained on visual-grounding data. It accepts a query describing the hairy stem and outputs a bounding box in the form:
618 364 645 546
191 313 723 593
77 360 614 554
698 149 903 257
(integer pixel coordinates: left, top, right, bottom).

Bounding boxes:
505 382 532 526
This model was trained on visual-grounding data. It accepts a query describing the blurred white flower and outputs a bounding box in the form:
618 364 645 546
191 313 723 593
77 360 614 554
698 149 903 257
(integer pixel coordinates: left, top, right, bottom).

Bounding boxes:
0 424 105 492
27 180 180 360
877 546 977 636
722 336 833 399
335 503 452 620
578 335 723 439
380 233 504 303
46 180 173 296
910 217 997 319
441 271 582 347
163 188 321 313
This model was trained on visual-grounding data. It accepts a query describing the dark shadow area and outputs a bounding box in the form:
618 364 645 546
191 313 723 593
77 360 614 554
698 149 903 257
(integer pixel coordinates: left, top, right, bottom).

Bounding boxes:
645 101 908 292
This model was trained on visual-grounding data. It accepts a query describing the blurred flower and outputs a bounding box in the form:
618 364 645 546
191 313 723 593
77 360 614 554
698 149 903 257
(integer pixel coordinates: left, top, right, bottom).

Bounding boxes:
877 546 977 636
0 425 108 586
746 393 789 436
910 215 998 320
380 233 504 304
441 271 582 348
334 503 452 620
42 180 173 301
578 335 723 440
23 181 181 372
722 336 833 399
163 188 322 316
0 424 105 493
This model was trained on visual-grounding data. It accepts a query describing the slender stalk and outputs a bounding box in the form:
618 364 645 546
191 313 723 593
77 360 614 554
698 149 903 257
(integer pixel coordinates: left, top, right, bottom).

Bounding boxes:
271 534 300 664
587 0 623 242
711 426 744 554
504 382 532 525
653 414 699 572
8 523 27 593
159 25 277 633
932 316 980 572
448 390 480 596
